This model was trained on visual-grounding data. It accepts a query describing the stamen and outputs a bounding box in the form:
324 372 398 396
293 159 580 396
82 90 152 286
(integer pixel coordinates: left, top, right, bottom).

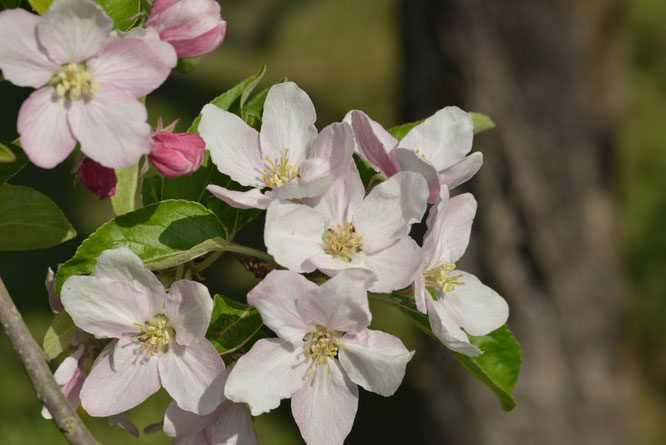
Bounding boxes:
131 314 174 355
303 326 342 377
322 222 363 261
423 261 465 293
50 63 99 101
262 149 299 188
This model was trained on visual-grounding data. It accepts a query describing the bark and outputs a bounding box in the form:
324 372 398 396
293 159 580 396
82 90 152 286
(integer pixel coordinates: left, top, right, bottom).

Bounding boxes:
400 1 630 444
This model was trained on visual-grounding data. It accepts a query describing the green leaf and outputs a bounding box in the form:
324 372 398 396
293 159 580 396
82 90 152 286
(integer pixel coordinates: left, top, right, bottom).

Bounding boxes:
0 142 28 187
0 144 15 163
0 184 76 251
0 0 22 10
206 295 265 355
42 312 77 360
110 164 138 216
55 200 226 293
93 0 140 31
388 120 423 141
469 112 496 135
141 175 162 206
391 297 520 410
27 0 51 13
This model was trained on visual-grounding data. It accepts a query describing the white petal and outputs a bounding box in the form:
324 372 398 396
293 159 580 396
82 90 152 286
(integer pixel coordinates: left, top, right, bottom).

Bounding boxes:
18 88 76 169
166 280 213 346
442 271 509 336
400 106 474 171
200 104 264 187
412 273 428 314
299 122 354 183
207 185 270 210
338 329 413 396
426 298 481 356
269 175 333 202
353 171 428 252
68 88 151 167
210 402 260 445
259 82 317 163
312 163 365 229
390 147 440 203
160 338 226 415
80 338 161 416
247 270 314 344
38 0 113 64
53 345 85 386
163 400 217 438
438 151 483 189
224 338 309 416
423 193 477 268
355 237 424 293
0 9 59 88
291 360 358 445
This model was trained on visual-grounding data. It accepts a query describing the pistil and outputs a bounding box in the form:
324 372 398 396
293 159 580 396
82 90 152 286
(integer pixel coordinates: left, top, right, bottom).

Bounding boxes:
303 326 342 377
322 222 363 261
423 261 465 293
132 314 174 355
262 149 299 188
50 63 99 101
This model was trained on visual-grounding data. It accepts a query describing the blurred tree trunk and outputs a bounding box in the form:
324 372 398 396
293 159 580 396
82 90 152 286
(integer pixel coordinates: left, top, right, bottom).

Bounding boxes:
400 1 630 444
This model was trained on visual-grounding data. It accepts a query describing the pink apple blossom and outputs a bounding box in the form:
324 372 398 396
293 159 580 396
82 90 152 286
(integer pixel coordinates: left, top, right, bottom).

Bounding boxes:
413 188 509 355
346 107 482 203
60 247 225 416
224 270 413 445
41 345 86 420
149 120 206 178
74 156 117 199
146 0 227 59
0 0 177 169
199 82 355 209
265 166 428 293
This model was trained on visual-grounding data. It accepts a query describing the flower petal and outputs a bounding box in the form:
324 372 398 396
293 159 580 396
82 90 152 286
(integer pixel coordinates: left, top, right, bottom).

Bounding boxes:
210 402 260 445
68 87 152 168
353 237 423 293
338 329 413 396
108 414 139 438
247 270 315 345
349 110 399 176
199 104 264 187
18 88 76 169
166 280 213 346
291 360 358 445
0 9 59 87
426 298 481 356
259 82 317 163
160 338 226 415
423 192 476 268
38 0 113 64
53 345 85 386
164 400 217 438
206 185 270 210
269 175 333 202
80 338 161 416
390 147 440 203
438 151 483 189
311 163 364 229
88 37 176 99
412 273 428 314
400 106 474 171
299 122 354 183
224 338 309 416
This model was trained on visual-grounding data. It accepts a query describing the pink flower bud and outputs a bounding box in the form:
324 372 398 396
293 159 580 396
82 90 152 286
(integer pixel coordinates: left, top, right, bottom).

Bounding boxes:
149 131 206 178
75 157 117 199
146 0 227 59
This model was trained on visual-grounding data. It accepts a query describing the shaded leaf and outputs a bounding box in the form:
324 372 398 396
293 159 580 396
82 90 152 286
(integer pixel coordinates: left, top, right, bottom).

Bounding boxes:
0 141 28 186
110 164 138 216
42 311 77 360
206 294 265 355
141 175 162 206
0 0 22 11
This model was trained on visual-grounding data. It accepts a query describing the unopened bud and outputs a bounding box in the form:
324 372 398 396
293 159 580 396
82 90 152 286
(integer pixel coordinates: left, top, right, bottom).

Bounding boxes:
149 130 205 178
75 157 117 199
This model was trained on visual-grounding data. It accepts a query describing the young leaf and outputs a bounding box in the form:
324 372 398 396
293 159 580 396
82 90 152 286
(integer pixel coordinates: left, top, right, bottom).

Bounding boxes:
93 0 140 31
206 294 265 355
42 311 77 360
0 141 28 187
110 164 138 216
141 175 162 206
55 200 227 293
0 143 15 163
469 112 496 135
0 184 76 251
388 120 423 142
27 0 51 14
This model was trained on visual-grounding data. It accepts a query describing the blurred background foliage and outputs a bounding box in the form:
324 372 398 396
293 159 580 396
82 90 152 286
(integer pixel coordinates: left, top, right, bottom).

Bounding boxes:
0 0 664 443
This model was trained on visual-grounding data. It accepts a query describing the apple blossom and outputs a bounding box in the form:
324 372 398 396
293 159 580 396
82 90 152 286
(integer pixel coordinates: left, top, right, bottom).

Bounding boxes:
74 156 117 199
199 82 355 209
149 120 206 178
265 166 428 293
41 345 86 420
413 188 509 355
0 0 177 169
224 270 414 445
60 247 225 416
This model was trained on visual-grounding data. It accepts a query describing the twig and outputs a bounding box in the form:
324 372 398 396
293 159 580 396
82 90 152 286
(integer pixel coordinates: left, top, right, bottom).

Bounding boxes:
0 276 97 445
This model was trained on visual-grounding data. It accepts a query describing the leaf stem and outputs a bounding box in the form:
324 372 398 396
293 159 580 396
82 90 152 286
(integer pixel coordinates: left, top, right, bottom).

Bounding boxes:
224 243 274 262
193 251 223 273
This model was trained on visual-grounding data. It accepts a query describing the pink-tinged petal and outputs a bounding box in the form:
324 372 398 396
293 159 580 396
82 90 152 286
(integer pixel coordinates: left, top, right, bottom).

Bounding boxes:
354 237 423 293
291 360 358 445
442 271 509 336
413 273 428 314
42 348 86 419
92 247 167 318
426 298 481 356
0 9 59 88
88 37 176 99
247 270 314 345
390 147 440 203
80 338 161 416
169 21 226 59
224 338 309 416
53 345 85 386
300 122 355 182
295 270 374 334
269 175 333 202
312 163 364 228
265 201 326 273
260 82 317 163
68 87 152 168
165 280 213 345
108 414 139 438
400 106 474 171
339 329 413 396
350 110 399 176
164 400 217 439
423 193 476 268
38 0 113 64
199 104 264 187
438 151 483 189
160 338 225 415
18 88 76 169
206 185 270 210
45 267 63 314
353 171 428 252
210 402 260 445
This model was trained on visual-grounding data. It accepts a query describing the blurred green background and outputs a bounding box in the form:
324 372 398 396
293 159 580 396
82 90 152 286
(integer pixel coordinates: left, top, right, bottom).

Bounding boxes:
1 0 665 443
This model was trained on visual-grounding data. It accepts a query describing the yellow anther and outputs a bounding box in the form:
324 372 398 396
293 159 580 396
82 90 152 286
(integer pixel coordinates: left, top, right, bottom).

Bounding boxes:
423 261 465 293
131 314 174 355
262 149 299 188
303 326 342 377
322 222 363 261
414 148 426 159
51 63 99 101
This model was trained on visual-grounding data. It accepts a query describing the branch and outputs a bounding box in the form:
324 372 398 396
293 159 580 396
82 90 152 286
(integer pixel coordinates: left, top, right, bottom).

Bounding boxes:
0 276 97 445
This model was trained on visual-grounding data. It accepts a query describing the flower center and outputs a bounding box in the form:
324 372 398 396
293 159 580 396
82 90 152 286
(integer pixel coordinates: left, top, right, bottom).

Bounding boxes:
303 326 342 377
322 222 363 261
132 314 174 355
262 149 299 189
51 63 99 101
414 148 427 159
423 262 465 293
